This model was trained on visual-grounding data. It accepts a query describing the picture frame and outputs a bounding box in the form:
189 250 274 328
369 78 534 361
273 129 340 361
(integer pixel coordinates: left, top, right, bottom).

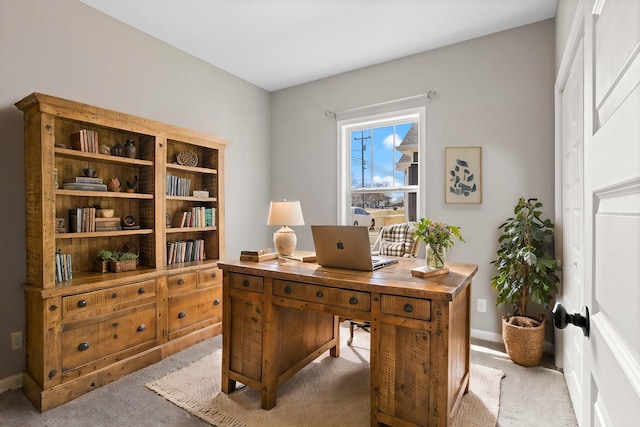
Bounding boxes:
445 146 482 204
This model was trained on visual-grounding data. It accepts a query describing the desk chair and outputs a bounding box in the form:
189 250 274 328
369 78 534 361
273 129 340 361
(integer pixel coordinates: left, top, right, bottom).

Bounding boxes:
346 222 419 345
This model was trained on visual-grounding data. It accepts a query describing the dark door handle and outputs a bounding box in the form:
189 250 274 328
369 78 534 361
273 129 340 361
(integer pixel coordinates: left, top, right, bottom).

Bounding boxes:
552 302 590 337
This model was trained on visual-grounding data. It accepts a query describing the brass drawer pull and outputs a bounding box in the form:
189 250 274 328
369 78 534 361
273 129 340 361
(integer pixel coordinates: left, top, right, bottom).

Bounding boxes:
284 285 292 294
178 311 186 319
403 303 413 313
138 287 145 294
137 324 146 332
213 299 220 305
77 342 90 352
178 278 184 285
316 291 323 298
242 279 250 287
77 300 87 308
349 297 359 305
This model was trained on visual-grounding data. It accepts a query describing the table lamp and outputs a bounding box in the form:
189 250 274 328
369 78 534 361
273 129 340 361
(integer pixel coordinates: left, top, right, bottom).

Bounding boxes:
267 200 305 256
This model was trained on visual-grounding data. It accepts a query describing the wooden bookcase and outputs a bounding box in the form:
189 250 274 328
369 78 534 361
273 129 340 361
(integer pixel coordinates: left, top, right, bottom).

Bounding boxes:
15 93 228 411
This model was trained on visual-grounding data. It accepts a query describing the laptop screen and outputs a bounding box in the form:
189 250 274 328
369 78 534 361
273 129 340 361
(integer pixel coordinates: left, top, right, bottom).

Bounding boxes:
311 225 398 271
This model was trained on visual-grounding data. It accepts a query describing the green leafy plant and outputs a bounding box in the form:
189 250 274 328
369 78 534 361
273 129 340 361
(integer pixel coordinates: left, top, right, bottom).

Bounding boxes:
96 250 113 261
413 218 464 265
490 197 561 317
111 251 139 261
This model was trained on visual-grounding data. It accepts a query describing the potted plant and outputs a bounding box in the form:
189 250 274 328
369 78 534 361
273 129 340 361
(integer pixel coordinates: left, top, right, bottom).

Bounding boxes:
490 197 561 366
94 250 113 273
413 218 464 269
109 251 139 272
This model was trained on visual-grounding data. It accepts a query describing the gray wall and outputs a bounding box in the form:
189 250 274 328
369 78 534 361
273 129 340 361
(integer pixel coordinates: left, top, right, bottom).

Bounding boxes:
0 0 271 380
271 19 556 342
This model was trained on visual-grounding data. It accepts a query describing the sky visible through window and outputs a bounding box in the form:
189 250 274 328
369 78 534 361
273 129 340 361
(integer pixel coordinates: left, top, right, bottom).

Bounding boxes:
350 122 413 189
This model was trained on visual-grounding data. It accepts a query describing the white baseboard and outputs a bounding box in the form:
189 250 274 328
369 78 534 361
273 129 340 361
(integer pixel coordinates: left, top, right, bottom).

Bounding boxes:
471 328 555 355
471 328 503 343
0 373 22 393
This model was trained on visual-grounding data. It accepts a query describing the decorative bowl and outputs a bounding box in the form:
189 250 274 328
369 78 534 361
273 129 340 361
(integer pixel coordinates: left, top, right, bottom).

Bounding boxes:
96 209 114 218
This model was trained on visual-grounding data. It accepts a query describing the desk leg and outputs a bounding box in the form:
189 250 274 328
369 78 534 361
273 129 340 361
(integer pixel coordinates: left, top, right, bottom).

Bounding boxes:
330 315 340 358
222 377 236 393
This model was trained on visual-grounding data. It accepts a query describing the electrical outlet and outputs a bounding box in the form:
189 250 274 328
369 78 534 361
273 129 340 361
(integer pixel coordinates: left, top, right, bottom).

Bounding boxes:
477 299 487 313
11 331 23 350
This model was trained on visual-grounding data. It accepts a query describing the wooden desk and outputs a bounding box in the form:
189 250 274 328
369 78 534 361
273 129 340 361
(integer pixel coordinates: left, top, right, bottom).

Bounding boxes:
218 258 477 427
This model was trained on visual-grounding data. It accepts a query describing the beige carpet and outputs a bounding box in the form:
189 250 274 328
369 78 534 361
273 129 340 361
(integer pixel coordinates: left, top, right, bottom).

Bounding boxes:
146 341 504 427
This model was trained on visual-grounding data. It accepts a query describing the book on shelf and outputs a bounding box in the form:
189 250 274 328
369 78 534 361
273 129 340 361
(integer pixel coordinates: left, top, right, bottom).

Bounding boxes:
54 251 72 282
166 238 206 265
69 129 99 153
63 183 107 192
64 176 104 184
68 207 97 232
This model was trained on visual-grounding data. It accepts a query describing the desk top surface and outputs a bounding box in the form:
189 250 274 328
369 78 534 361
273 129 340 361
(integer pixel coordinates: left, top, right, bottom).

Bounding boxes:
218 257 477 301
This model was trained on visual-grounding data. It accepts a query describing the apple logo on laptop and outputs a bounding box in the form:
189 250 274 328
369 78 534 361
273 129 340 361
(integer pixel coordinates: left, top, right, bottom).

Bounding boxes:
336 240 344 250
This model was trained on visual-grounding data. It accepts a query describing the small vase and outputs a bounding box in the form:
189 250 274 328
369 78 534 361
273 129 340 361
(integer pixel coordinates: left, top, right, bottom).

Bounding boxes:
111 141 123 157
124 139 136 158
426 245 446 269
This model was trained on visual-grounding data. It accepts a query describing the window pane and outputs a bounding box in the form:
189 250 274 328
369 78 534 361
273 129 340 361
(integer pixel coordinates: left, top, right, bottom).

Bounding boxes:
350 122 416 190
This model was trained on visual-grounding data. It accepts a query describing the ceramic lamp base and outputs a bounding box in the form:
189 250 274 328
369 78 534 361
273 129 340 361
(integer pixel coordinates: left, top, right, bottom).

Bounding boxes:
273 226 297 256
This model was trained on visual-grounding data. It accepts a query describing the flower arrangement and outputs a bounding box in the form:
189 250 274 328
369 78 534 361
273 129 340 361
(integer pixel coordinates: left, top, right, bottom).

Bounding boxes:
413 218 464 268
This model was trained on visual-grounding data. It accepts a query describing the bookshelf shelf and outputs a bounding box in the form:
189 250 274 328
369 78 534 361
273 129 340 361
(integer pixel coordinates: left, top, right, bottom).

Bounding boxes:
56 189 154 199
16 92 228 411
55 229 154 239
166 226 217 234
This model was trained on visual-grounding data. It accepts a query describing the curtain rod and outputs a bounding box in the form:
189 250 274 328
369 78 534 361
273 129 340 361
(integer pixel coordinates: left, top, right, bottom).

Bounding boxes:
324 90 437 119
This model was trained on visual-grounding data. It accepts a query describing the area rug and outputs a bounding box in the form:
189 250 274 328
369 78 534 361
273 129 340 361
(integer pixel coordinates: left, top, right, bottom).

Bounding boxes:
146 345 504 427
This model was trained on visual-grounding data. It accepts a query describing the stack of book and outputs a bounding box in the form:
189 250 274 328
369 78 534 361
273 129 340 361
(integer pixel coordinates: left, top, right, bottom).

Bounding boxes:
55 250 72 282
68 207 97 232
166 239 206 265
172 207 216 228
63 176 107 192
70 129 99 153
95 217 122 232
166 173 191 196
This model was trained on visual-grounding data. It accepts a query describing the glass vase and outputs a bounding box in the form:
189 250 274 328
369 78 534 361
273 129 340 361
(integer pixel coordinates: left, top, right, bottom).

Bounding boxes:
426 245 446 269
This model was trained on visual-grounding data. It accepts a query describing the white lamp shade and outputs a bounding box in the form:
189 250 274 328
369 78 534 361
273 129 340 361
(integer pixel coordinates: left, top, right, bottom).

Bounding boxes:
267 201 305 226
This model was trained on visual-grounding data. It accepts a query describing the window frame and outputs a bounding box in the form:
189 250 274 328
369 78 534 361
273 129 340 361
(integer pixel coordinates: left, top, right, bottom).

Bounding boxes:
336 104 427 226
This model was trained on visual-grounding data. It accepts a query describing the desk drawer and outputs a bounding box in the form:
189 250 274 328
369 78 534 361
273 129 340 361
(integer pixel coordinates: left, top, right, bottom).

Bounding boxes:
273 280 371 312
229 273 264 294
381 294 431 321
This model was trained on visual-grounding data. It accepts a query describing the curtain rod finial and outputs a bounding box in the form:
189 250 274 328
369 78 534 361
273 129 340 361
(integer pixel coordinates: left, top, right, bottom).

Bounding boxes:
324 110 336 119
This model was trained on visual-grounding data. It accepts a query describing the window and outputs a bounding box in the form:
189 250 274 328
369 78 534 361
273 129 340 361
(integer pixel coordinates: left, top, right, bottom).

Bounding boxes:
337 105 425 234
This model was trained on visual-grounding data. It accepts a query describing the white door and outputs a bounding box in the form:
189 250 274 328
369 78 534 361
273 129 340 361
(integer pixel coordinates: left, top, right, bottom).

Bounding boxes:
557 1 640 425
556 34 586 422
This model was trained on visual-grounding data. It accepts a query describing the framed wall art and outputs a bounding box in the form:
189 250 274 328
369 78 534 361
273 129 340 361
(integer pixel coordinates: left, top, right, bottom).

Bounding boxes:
445 146 482 204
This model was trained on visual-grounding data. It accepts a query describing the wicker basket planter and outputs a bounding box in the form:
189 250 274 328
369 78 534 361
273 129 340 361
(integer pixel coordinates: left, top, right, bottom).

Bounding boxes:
502 315 546 367
109 259 137 273
94 260 109 273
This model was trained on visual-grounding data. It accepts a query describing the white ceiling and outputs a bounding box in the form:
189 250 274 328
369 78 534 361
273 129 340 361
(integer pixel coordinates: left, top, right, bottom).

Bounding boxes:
79 0 557 92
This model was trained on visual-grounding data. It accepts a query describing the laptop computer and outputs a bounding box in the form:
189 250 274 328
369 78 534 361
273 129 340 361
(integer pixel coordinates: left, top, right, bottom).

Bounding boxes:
311 225 399 271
